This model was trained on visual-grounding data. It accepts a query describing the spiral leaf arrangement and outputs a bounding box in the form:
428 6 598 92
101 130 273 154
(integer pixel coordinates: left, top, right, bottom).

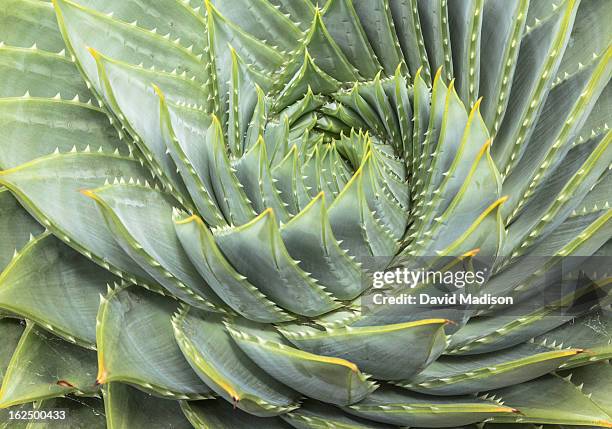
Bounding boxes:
0 0 610 427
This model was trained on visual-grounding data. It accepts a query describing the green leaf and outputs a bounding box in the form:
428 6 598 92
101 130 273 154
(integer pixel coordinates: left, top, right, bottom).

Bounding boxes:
302 9 360 82
209 0 302 54
53 0 208 88
0 323 98 408
213 209 341 317
102 382 192 429
181 399 293 429
0 46 90 100
503 47 611 222
535 309 612 368
279 318 448 380
280 192 366 301
86 183 227 312
174 214 293 323
0 232 113 347
233 137 291 223
282 399 396 429
479 0 529 133
0 0 66 52
0 152 156 286
0 188 43 272
417 0 453 82
274 50 341 112
205 116 257 226
557 0 612 78
388 0 432 81
227 319 377 406
493 0 581 177
448 0 483 106
488 374 612 427
321 0 382 79
0 318 25 384
172 308 299 416
351 0 405 76
345 385 517 427
0 98 126 170
71 0 208 56
96 285 212 399
557 361 612 415
399 342 582 395
88 48 194 211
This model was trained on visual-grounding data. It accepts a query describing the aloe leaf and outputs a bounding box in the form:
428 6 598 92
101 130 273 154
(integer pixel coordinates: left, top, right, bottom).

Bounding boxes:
0 0 66 52
328 152 399 268
227 319 377 406
351 0 405 76
410 68 432 185
0 98 126 170
504 130 611 256
479 0 529 133
174 214 292 323
0 318 24 381
399 342 582 395
71 0 208 56
233 137 291 223
173 308 299 416
448 273 610 355
557 361 612 415
88 49 195 210
488 203 611 298
228 49 274 158
272 146 311 215
0 232 113 348
417 0 453 82
503 48 611 222
204 0 283 124
154 87 226 227
0 323 98 408
0 189 43 272
0 46 89 100
0 152 156 285
209 0 301 54
321 0 382 79
214 209 341 317
102 382 192 429
53 0 207 89
487 374 612 427
302 9 360 82
344 385 517 427
280 318 448 380
204 117 257 226
266 0 314 32
282 399 396 429
557 0 612 78
181 400 293 429
535 309 612 368
448 0 483 106
274 50 341 112
492 0 581 177
280 192 366 300
85 183 227 312
388 0 431 81
96 285 212 399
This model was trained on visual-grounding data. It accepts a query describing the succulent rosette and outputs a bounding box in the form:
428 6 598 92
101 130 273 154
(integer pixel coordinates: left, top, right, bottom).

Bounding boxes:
0 0 610 427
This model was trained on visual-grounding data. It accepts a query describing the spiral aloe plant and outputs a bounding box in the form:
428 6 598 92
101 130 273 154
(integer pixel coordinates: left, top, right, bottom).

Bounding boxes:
0 0 610 427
